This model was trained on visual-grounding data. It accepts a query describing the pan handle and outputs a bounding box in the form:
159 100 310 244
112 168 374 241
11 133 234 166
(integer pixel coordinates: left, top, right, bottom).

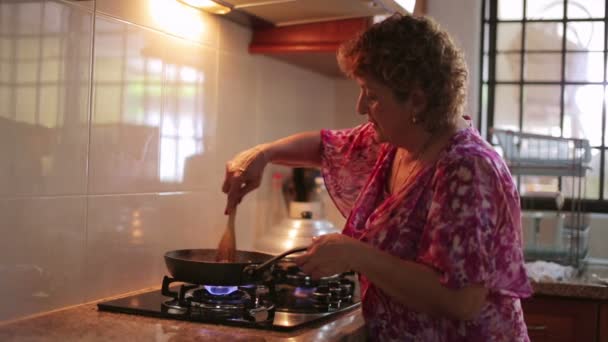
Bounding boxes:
246 246 308 277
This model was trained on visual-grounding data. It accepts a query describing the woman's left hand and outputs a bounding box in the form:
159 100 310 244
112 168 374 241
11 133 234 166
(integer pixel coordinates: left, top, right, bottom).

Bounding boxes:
293 233 361 279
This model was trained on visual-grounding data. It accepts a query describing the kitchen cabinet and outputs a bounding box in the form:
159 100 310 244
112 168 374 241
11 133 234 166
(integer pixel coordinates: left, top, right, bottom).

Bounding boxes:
522 295 608 341
601 303 608 342
249 17 371 77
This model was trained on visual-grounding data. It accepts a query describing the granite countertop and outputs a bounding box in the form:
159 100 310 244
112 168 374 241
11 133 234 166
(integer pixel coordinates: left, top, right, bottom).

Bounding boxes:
0 288 366 342
3 264 608 341
530 264 608 300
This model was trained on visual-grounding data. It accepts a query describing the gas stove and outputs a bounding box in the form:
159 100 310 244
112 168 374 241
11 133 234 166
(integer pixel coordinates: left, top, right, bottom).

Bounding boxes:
97 260 360 330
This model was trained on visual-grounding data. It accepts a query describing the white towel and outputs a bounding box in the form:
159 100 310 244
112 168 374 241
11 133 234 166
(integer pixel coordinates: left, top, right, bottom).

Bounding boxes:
525 260 576 282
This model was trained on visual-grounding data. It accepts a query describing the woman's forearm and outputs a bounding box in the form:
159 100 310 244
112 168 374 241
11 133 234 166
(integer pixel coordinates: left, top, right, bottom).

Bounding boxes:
260 131 322 167
349 241 487 321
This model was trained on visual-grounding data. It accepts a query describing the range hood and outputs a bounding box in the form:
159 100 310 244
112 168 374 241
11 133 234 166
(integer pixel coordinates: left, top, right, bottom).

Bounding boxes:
216 0 411 27
209 0 421 77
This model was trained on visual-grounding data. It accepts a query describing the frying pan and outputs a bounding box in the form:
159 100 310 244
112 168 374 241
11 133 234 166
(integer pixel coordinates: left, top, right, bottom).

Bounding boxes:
164 246 307 285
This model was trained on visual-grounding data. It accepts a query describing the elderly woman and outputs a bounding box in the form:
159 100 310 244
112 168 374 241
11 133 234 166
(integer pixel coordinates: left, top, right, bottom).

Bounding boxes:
222 13 532 341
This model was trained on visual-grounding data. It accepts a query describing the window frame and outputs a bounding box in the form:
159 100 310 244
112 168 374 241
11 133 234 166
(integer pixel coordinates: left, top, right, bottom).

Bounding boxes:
479 0 608 212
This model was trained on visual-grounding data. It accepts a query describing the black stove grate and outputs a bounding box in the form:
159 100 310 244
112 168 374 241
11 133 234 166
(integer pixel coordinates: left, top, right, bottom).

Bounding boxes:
97 267 360 330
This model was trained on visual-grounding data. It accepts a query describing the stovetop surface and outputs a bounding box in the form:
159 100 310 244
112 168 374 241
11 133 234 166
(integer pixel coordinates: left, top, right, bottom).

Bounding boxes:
97 288 360 331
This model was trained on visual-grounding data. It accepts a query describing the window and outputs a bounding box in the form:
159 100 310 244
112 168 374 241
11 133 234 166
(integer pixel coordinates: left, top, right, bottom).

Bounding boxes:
480 0 608 212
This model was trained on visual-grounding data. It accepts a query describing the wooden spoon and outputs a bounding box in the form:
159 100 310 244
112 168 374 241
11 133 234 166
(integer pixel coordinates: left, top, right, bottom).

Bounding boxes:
216 209 236 262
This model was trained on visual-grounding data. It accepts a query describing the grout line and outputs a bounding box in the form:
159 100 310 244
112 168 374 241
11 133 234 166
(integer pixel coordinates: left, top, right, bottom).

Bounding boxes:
93 11 216 49
82 0 98 306
0 190 215 201
54 0 94 13
34 2 45 126
158 33 166 185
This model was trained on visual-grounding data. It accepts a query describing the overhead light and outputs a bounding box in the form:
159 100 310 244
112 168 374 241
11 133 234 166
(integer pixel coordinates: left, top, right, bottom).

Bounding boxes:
178 0 232 14
394 0 416 14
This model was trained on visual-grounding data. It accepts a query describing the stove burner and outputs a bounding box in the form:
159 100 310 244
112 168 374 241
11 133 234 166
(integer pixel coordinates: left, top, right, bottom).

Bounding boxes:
272 261 342 287
191 287 250 308
159 277 276 323
98 274 360 330
204 285 238 296
293 287 315 298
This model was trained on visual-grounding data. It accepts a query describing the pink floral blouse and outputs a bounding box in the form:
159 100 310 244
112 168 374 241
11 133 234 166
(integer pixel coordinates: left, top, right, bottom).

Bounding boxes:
320 122 533 341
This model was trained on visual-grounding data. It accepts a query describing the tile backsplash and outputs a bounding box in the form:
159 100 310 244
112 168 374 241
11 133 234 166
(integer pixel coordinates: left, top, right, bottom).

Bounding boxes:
0 0 341 321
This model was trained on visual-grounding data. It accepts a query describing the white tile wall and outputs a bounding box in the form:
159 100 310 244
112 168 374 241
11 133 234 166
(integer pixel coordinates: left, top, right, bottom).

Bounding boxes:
0 196 87 320
0 0 91 197
0 0 336 321
334 78 364 129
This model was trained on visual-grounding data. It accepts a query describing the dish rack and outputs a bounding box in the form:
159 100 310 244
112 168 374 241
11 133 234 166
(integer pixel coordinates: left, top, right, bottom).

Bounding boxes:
491 128 591 267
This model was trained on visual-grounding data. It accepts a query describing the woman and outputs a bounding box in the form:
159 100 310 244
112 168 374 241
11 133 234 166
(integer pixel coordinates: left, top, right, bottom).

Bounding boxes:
222 13 532 341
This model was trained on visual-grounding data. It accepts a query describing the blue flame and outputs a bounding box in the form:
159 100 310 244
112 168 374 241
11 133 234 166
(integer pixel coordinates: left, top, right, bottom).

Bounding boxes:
294 287 314 298
204 286 238 296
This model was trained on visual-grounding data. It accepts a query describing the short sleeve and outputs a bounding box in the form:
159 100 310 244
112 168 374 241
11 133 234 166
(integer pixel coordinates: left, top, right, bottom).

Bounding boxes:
417 154 532 297
321 123 383 218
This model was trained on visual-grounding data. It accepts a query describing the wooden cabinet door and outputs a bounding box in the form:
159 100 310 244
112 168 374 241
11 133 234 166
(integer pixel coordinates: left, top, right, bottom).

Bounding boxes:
522 296 599 342
600 303 608 342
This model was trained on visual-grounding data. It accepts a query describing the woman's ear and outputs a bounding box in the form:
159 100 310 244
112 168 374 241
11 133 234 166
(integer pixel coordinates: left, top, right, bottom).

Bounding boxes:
408 88 428 115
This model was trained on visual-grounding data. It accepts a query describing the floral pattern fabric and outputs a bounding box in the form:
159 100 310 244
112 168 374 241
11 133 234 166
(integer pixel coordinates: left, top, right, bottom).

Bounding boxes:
320 122 533 342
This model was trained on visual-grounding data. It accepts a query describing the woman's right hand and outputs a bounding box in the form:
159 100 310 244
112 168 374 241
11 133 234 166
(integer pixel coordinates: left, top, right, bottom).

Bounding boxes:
222 145 269 215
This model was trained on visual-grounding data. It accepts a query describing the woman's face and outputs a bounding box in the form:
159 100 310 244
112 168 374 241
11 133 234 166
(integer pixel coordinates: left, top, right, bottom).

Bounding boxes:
355 75 415 143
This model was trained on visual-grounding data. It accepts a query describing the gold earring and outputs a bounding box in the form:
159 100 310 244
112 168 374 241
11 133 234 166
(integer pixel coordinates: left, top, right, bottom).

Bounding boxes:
411 115 419 124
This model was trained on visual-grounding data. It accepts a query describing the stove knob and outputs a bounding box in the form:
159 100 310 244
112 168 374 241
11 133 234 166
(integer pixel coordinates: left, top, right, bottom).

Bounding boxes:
248 307 270 322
